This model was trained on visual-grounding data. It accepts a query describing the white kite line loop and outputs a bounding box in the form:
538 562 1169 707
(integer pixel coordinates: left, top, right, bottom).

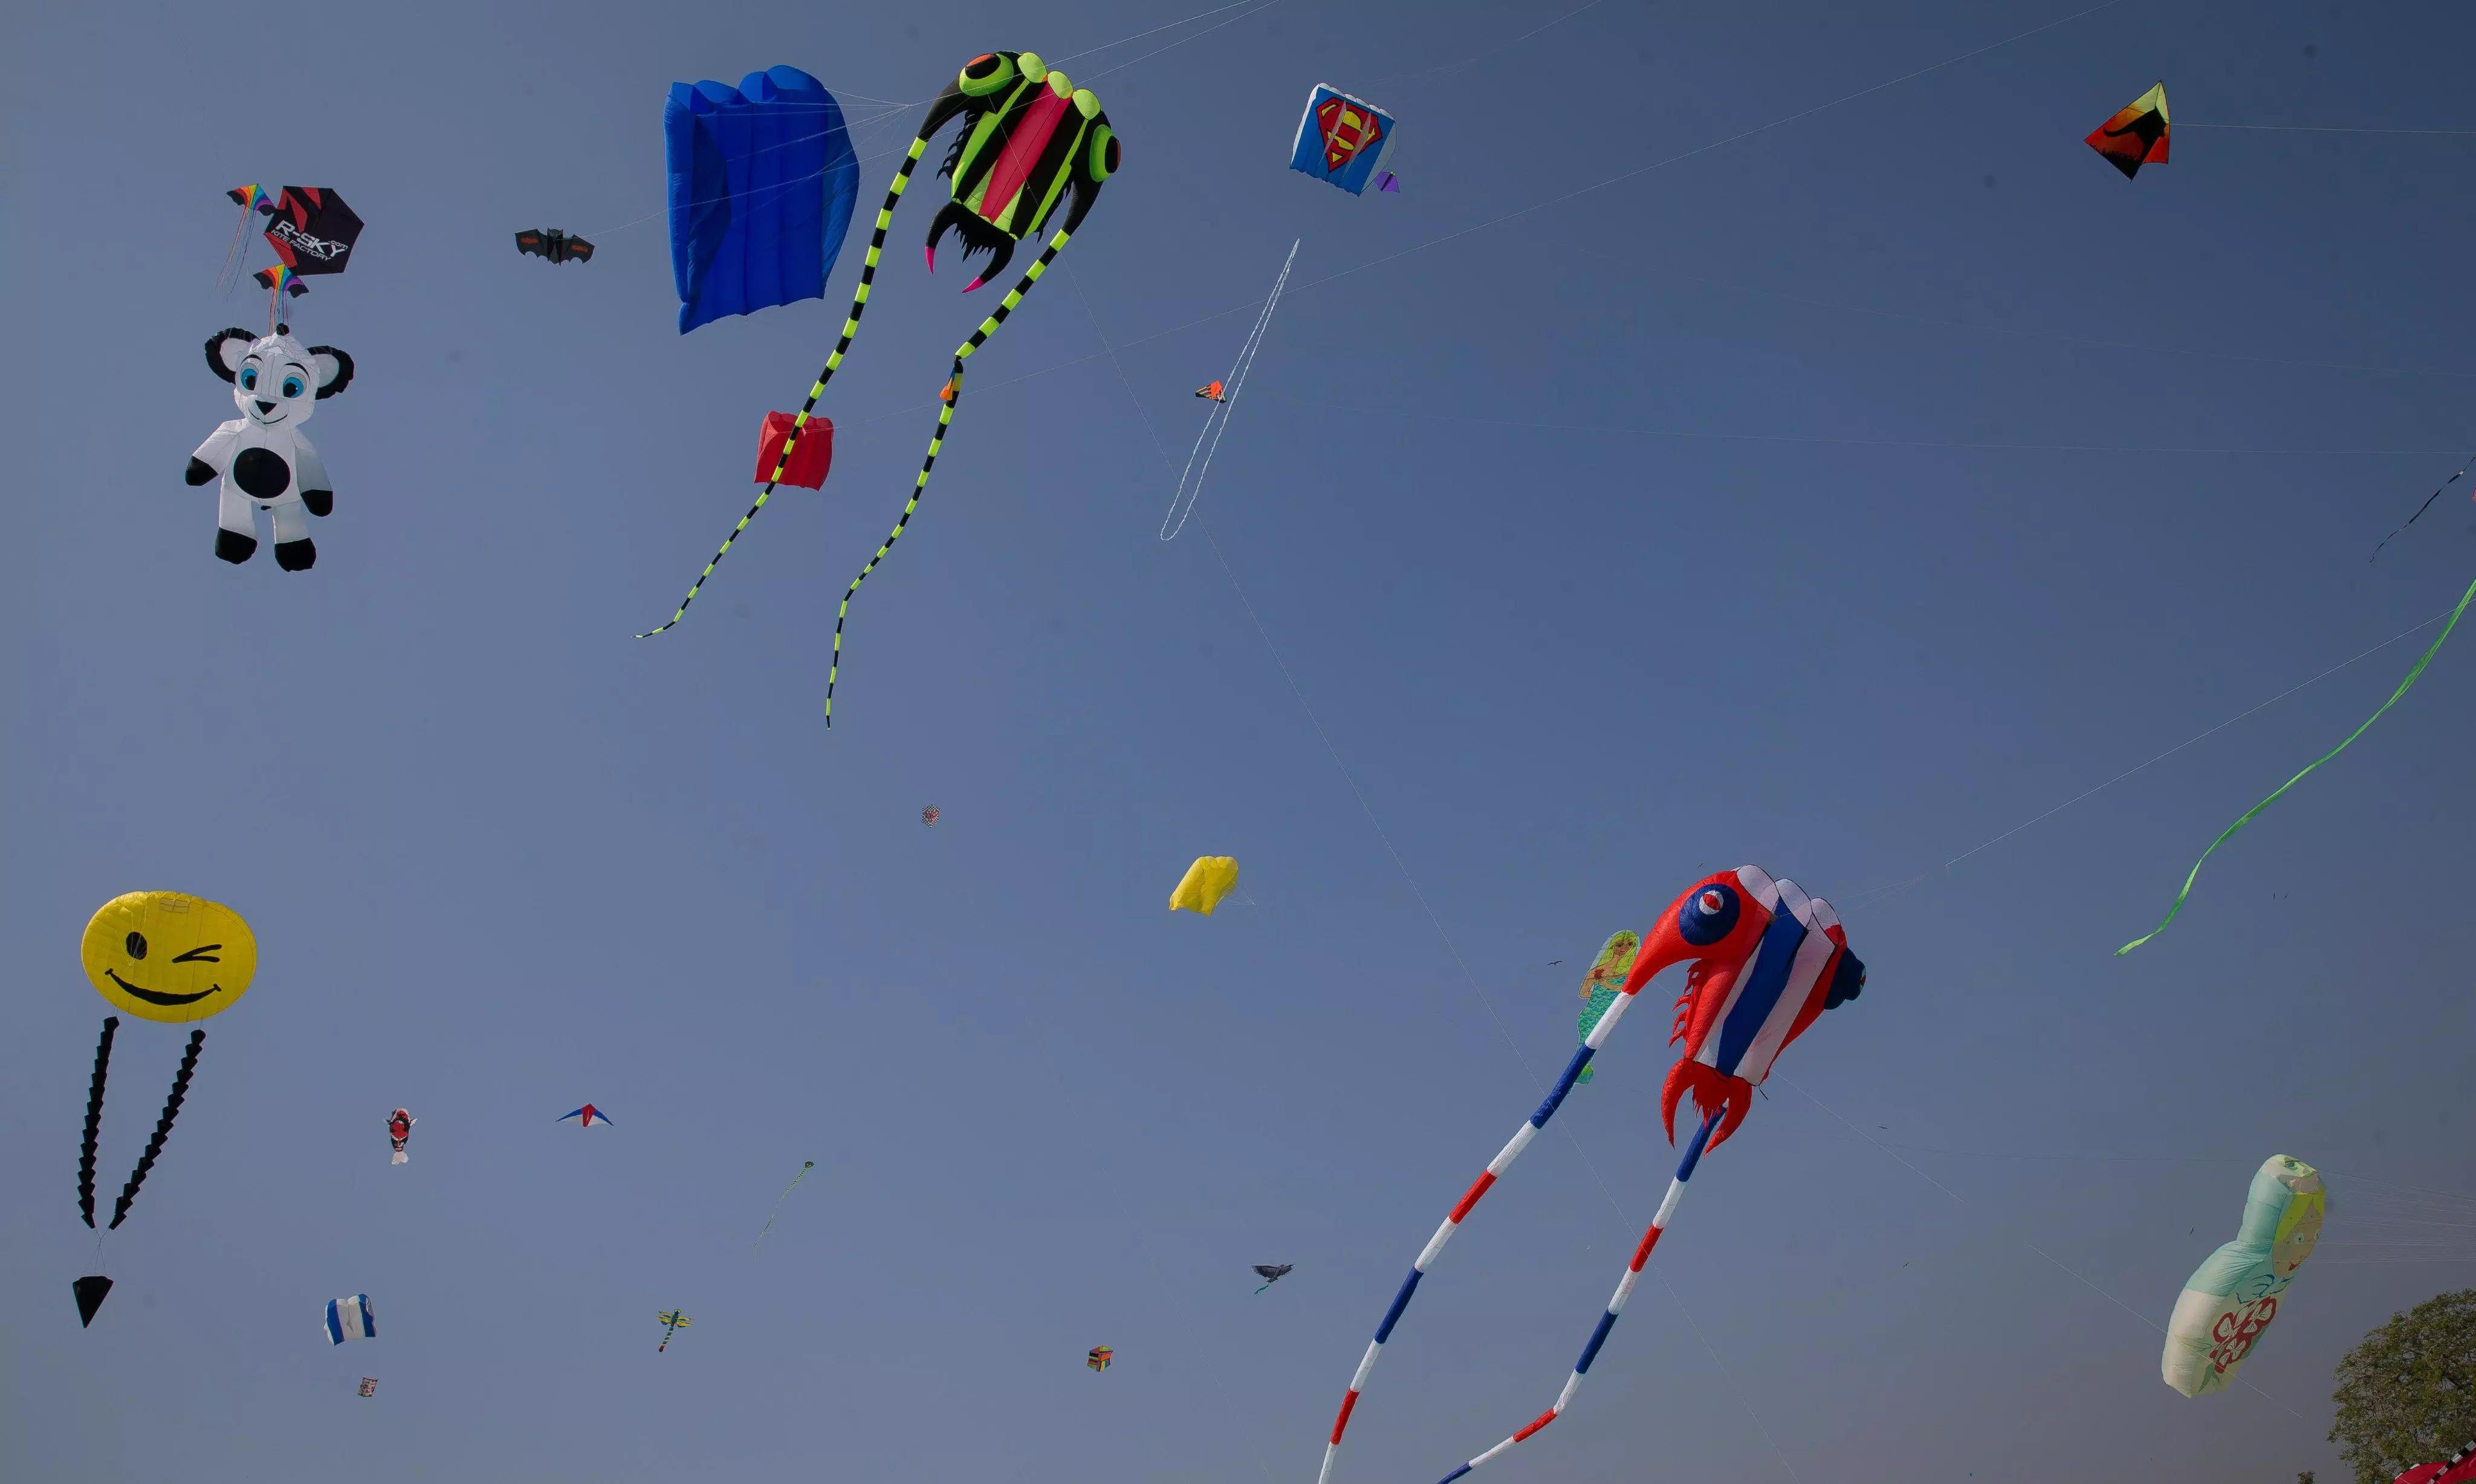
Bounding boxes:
1159 240 1297 541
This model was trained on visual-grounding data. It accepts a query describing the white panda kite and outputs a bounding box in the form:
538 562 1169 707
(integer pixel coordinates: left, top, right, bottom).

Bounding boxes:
187 326 354 569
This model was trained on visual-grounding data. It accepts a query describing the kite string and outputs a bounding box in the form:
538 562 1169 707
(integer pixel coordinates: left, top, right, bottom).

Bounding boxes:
1061 264 1178 474
2118 568 2476 953
1194 505 1812 1481
1839 600 2463 908
753 1160 814 1250
824 227 1072 725
2372 453 2476 559
1245 389 2470 455
1078 0 1283 85
1133 1243 1284 1484
1063 244 1809 1468
2183 123 2476 136
1279 0 2130 299
1651 1267 1810 1484
582 0 1272 239
1161 241 1296 540
1775 1076 2307 1421
635 132 935 638
1354 0 1613 86
1049 0 1266 67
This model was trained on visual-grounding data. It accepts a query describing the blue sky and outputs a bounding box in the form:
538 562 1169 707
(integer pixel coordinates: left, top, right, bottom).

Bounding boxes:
7 1 2476 1480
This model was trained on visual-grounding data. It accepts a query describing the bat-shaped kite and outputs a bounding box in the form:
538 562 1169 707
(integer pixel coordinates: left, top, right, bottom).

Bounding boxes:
514 228 595 264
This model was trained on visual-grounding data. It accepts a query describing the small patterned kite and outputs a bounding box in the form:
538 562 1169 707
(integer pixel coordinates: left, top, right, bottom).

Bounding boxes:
1572 931 1640 1084
2087 83 2170 179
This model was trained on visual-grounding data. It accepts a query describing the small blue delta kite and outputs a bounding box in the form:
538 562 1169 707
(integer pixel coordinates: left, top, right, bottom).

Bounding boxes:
557 1104 613 1128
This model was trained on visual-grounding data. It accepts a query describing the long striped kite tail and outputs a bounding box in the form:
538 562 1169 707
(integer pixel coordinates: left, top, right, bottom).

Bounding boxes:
77 1017 117 1230
1317 1037 1616 1484
825 360 962 728
108 1029 204 1231
1433 1107 1723 1484
635 136 936 640
820 228 1072 728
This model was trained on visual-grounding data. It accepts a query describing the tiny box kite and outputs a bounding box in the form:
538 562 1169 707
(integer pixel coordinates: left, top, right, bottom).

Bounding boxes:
754 412 834 490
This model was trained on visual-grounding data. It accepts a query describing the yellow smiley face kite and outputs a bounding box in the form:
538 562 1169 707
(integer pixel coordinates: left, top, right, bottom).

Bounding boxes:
80 892 257 1023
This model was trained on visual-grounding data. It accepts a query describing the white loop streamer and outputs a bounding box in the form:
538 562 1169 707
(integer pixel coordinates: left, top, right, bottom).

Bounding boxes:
1160 240 1297 540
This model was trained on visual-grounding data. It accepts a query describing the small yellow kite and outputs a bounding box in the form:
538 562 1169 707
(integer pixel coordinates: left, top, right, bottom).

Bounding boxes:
1169 856 1240 915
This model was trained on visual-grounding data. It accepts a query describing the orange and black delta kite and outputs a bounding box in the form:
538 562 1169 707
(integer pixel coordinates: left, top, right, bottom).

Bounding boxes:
2087 83 2170 179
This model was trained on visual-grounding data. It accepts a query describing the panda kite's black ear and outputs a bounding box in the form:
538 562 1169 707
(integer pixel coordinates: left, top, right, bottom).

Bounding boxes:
204 328 254 383
308 346 354 399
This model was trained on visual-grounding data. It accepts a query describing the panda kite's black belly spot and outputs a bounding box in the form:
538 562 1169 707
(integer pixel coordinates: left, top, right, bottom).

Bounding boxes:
232 447 291 499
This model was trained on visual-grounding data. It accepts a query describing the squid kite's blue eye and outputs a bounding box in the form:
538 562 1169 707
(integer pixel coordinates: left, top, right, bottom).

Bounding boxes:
282 375 305 398
239 368 258 390
1677 883 1740 945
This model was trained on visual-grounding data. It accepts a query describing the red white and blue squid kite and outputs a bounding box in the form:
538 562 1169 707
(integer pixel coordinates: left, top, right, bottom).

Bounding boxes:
1318 866 1865 1484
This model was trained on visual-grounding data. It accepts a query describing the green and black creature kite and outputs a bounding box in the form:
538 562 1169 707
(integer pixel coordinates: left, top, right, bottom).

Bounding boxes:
640 50 1120 729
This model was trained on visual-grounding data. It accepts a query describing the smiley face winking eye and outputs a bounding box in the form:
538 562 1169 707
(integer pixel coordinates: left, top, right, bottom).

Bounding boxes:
82 893 257 1024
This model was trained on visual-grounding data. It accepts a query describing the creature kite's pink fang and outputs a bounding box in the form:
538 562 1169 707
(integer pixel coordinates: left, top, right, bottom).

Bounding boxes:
924 245 937 273
962 275 988 294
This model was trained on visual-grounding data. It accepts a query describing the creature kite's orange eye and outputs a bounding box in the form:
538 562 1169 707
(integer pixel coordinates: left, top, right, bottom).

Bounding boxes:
958 53 1016 97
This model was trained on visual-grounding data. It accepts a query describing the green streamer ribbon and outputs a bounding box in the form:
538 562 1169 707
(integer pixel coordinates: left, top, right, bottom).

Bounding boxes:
2119 571 2476 954
753 1161 815 1249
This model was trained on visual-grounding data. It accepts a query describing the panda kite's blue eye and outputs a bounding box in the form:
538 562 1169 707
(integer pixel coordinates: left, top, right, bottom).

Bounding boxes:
239 368 258 390
282 375 304 398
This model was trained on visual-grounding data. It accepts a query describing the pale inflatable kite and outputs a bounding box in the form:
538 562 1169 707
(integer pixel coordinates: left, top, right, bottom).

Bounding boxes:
2163 1154 2324 1396
1170 857 1240 915
1318 867 1864 1484
189 328 355 569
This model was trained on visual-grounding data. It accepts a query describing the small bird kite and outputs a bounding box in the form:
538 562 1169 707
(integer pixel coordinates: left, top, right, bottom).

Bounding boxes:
558 1104 613 1127
2086 82 2170 179
514 228 595 264
387 1108 415 1165
656 1309 692 1352
1253 1263 1294 1294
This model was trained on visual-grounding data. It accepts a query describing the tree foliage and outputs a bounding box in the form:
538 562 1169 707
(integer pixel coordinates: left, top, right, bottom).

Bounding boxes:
2331 1289 2476 1484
